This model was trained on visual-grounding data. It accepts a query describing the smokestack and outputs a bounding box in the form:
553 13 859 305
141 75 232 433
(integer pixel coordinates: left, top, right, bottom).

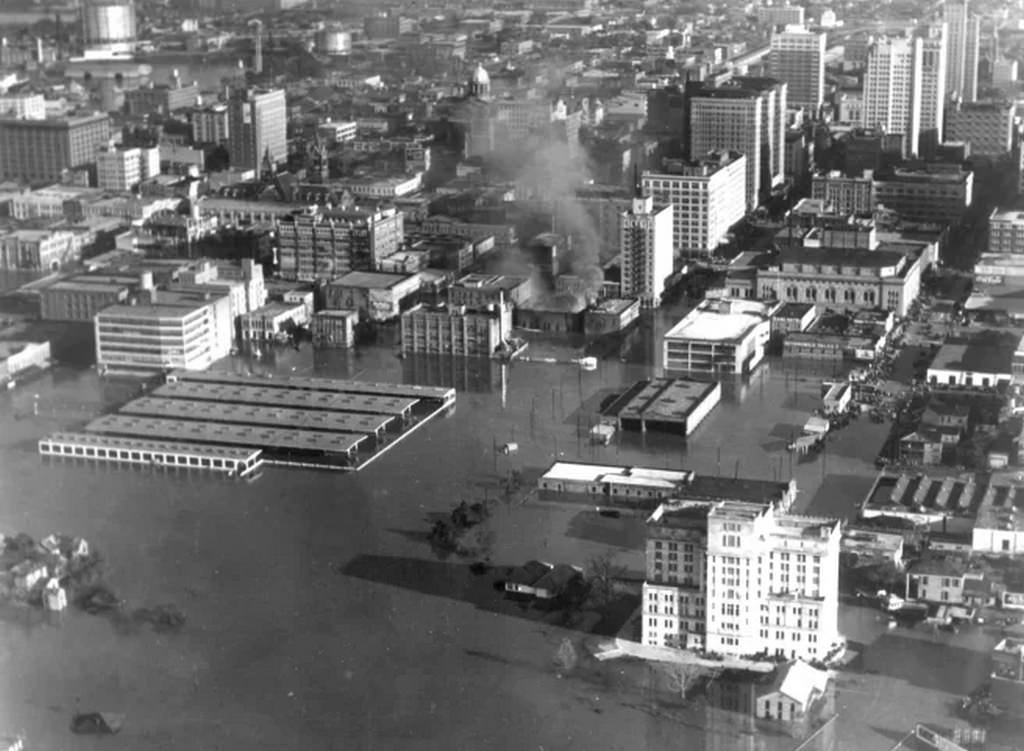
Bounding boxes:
632 164 642 198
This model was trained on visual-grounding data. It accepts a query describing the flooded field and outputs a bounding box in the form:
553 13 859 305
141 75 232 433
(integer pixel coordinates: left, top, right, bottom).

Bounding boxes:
0 338 1003 749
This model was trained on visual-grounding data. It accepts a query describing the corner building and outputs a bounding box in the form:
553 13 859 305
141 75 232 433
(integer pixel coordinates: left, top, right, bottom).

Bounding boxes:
643 500 841 662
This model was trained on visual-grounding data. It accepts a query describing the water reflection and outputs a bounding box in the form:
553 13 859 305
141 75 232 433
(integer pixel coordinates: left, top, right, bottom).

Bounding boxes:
401 354 499 394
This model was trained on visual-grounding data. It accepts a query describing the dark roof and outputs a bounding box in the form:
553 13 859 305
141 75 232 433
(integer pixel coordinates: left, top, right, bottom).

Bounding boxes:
506 560 551 586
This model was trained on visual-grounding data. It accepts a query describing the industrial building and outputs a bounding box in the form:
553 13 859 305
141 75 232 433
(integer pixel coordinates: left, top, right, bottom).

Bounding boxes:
601 378 721 436
663 298 778 375
276 207 404 282
642 500 842 662
324 271 421 322
400 302 510 357
311 309 358 349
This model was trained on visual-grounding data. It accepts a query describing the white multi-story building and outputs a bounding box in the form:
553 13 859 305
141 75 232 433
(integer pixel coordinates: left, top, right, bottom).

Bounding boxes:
95 143 160 191
689 78 787 210
191 103 229 145
0 93 45 120
663 298 778 376
988 208 1024 254
642 151 747 259
756 5 804 27
810 170 875 214
95 301 220 372
945 0 980 102
642 500 842 662
863 35 922 157
620 194 673 307
769 25 825 115
916 24 948 148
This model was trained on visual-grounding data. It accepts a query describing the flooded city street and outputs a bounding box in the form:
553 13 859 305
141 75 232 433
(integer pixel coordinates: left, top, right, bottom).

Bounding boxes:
0 339 1005 749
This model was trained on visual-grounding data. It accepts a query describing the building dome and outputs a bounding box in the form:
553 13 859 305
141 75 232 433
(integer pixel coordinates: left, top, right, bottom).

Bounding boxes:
472 63 490 86
468 63 491 99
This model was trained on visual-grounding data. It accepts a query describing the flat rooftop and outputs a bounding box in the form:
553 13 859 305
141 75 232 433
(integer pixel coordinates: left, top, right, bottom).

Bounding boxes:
589 297 639 315
98 303 205 319
119 396 394 436
664 306 766 343
974 474 1024 532
153 381 417 416
86 414 367 455
603 378 718 423
329 271 416 289
541 461 693 486
864 472 984 516
929 332 1017 374
167 370 454 403
41 431 260 461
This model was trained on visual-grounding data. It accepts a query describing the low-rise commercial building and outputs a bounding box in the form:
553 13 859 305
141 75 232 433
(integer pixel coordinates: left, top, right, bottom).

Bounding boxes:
601 378 721 436
238 302 309 344
663 298 778 375
0 229 78 271
276 206 404 281
810 170 875 214
927 330 1018 388
988 208 1024 255
324 271 421 322
311 309 358 349
0 340 51 385
400 302 510 357
583 297 641 335
39 275 133 321
95 301 222 373
873 165 973 223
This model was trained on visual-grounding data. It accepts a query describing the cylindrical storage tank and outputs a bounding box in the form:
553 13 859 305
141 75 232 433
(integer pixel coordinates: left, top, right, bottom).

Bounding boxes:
83 0 137 48
316 28 351 55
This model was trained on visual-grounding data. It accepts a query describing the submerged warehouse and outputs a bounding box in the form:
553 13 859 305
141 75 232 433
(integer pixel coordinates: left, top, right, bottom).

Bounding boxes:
39 370 456 473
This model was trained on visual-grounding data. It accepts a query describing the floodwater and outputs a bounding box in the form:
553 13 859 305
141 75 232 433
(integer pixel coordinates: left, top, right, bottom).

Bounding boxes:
0 339 994 749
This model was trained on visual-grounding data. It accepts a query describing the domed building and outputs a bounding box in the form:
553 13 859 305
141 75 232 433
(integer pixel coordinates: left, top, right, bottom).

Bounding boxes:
468 63 491 100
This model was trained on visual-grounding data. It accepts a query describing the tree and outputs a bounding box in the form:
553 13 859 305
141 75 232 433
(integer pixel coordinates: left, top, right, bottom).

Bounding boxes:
585 551 626 607
660 662 714 703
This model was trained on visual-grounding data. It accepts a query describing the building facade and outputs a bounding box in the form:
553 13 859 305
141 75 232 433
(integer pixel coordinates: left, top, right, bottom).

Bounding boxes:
916 23 949 150
989 209 1024 254
642 500 842 662
663 298 777 375
810 171 875 214
0 114 111 184
95 302 219 372
642 151 747 259
769 25 826 114
399 302 510 357
945 100 1016 156
227 87 287 179
620 194 673 307
873 165 973 223
95 144 160 191
946 0 980 101
863 35 922 157
276 207 404 281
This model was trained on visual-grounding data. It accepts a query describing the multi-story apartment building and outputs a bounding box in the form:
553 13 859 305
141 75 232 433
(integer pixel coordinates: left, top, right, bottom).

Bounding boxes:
873 164 974 223
620 194 673 307
810 170 875 214
642 500 842 662
863 35 922 156
988 209 1024 254
945 0 980 101
642 151 747 259
0 93 45 119
95 143 160 191
276 207 404 281
227 87 286 179
769 25 826 114
945 100 1016 156
190 103 229 145
399 302 510 357
0 113 111 184
688 77 787 209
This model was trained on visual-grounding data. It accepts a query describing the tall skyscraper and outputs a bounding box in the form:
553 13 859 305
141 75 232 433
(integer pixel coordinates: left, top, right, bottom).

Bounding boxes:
769 25 826 115
946 0 980 101
228 87 287 179
916 23 949 151
689 77 787 210
620 193 673 307
863 35 923 157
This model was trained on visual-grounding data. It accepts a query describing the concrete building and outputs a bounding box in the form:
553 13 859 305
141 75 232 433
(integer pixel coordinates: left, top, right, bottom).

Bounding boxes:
993 59 1018 93
989 209 1024 254
945 0 980 101
642 151 747 259
191 104 230 145
124 75 200 116
971 476 1024 555
689 77 787 209
601 378 721 436
756 5 804 26
238 302 309 344
0 114 111 184
39 276 132 321
0 93 45 120
310 309 358 349
810 171 875 214
620 194 673 307
642 500 842 661
945 100 1016 156
400 302 510 357
873 164 973 223
926 330 1017 388
0 340 51 386
95 143 160 191
916 23 949 150
276 207 404 281
95 300 224 373
769 25 826 114
863 35 922 156
324 271 421 322
0 229 78 271
227 87 286 179
663 298 778 376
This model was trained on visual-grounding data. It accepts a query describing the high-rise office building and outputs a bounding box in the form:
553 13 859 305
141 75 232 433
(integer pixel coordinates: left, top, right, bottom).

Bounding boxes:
769 25 826 115
642 151 747 258
620 193 673 307
946 0 980 101
227 87 287 179
0 114 111 184
641 500 842 662
863 35 923 157
916 24 948 152
689 77 787 210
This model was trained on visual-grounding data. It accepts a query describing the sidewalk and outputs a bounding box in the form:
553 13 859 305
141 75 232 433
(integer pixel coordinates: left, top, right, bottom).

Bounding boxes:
593 637 776 673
